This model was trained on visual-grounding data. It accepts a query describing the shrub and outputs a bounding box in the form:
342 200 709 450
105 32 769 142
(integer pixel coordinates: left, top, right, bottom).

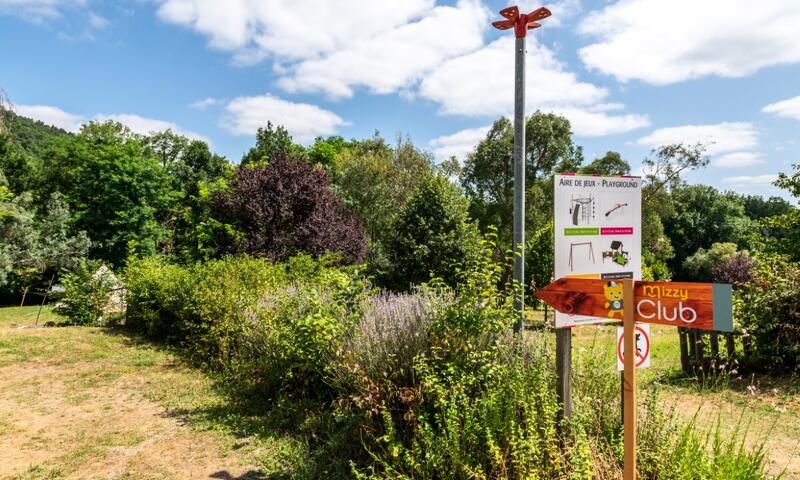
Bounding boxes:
385 174 480 290
736 254 800 373
330 289 448 414
210 154 368 264
55 262 119 326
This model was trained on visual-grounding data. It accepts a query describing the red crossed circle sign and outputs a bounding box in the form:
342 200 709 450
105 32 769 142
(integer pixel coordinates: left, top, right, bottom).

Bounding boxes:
617 325 650 368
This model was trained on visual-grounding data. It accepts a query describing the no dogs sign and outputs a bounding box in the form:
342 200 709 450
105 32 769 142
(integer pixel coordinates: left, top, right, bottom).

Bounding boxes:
616 323 650 371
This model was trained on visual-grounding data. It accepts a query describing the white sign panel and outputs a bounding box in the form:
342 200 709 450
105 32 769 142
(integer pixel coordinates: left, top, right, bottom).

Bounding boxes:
616 323 651 371
553 174 642 327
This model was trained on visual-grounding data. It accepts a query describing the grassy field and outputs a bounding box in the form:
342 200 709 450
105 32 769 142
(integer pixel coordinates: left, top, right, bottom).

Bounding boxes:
0 306 310 479
0 306 797 479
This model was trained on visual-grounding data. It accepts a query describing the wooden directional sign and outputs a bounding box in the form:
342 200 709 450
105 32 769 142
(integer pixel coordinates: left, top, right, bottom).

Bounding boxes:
536 278 733 332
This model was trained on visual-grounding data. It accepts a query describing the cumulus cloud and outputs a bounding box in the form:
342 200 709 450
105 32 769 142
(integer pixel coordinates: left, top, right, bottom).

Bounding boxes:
636 122 758 156
221 94 347 143
14 104 86 132
157 0 435 61
578 0 800 85
428 124 491 160
277 0 488 99
763 95 800 121
419 36 649 136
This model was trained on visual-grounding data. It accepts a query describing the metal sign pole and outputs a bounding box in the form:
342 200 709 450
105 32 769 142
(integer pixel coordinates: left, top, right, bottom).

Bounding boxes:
491 5 551 334
512 34 526 333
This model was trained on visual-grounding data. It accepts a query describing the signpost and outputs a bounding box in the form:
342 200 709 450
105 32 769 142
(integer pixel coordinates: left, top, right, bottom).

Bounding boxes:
492 5 551 333
552 173 642 419
536 277 733 480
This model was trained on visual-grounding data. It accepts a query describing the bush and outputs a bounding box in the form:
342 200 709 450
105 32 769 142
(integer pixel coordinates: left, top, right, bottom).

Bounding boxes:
55 262 119 325
736 254 800 373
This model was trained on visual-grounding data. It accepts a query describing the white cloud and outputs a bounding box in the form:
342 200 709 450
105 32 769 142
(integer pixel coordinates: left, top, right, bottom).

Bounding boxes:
578 0 800 85
95 113 210 143
763 95 800 121
189 97 220 110
419 36 649 136
428 125 490 160
221 94 347 143
636 122 758 156
14 104 86 132
722 174 778 187
276 0 488 99
156 0 435 61
713 152 764 168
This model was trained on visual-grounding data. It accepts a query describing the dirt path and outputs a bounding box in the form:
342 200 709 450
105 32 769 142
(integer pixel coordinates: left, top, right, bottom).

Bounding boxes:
0 318 273 480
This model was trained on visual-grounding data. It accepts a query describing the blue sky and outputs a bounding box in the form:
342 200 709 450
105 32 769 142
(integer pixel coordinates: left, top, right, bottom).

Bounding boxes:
1 0 799 199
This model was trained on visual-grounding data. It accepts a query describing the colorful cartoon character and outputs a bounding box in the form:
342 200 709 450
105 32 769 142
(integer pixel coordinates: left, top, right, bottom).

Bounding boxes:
603 281 623 318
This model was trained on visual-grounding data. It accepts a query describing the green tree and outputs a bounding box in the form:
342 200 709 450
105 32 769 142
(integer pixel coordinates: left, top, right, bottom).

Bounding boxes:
580 151 630 176
663 185 750 279
307 135 351 169
47 121 178 265
461 112 583 240
386 174 480 289
241 122 304 165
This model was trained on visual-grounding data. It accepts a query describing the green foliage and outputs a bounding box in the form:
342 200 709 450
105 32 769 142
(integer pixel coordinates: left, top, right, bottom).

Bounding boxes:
526 220 554 298
45 121 179 266
736 254 800 373
0 191 90 291
124 254 370 399
663 185 751 279
682 242 741 282
385 174 480 290
241 121 305 165
580 151 631 176
461 113 583 240
55 262 118 326
332 135 432 248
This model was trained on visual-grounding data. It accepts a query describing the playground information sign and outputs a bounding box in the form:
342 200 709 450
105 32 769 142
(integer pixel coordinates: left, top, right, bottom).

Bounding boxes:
553 174 642 327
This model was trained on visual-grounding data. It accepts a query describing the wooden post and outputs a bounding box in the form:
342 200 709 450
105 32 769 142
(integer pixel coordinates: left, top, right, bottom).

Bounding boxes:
622 278 637 480
556 328 573 420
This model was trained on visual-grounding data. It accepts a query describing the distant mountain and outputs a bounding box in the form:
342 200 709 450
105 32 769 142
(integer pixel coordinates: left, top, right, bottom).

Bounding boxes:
1 111 72 158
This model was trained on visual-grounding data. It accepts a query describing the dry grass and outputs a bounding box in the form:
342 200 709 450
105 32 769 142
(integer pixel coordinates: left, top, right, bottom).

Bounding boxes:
0 306 305 480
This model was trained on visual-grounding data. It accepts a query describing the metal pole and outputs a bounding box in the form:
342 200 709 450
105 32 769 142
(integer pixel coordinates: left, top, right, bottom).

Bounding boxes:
513 35 526 333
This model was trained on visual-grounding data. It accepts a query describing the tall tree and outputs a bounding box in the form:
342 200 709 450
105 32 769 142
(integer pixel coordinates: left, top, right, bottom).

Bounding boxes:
46 121 178 265
461 112 583 240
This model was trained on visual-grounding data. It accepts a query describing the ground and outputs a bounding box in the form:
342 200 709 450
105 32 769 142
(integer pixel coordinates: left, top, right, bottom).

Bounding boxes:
0 306 307 480
0 307 797 479
570 322 800 479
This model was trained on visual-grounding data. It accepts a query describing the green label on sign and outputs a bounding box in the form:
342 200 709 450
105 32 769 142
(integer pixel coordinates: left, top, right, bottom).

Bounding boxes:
564 227 599 236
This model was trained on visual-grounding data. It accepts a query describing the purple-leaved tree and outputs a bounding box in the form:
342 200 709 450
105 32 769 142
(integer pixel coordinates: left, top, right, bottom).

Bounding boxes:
211 153 367 264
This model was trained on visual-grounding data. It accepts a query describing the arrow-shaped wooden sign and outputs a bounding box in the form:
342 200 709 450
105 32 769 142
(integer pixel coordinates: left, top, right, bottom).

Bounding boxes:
535 278 733 332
